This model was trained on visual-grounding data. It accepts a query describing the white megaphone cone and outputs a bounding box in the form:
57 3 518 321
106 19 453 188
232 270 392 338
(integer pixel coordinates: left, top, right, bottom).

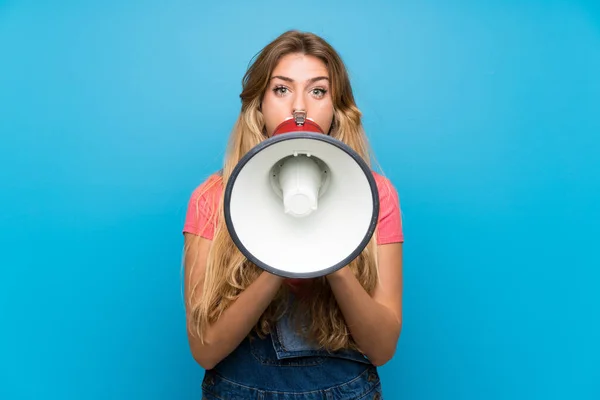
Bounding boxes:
223 111 379 279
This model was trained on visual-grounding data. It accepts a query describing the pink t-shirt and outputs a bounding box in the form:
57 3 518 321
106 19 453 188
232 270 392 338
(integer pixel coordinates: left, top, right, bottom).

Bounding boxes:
182 171 404 245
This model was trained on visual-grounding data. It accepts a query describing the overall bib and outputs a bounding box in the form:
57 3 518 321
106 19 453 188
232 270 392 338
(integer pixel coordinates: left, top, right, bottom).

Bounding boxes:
201 310 383 400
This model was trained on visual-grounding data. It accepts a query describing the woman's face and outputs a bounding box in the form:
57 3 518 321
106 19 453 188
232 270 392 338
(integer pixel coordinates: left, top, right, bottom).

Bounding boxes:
261 53 334 136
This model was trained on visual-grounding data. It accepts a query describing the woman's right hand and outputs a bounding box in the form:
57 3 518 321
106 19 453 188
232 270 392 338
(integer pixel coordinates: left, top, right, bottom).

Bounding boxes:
183 233 284 370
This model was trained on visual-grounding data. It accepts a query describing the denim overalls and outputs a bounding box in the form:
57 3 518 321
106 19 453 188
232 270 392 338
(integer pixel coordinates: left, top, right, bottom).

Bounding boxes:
201 304 383 400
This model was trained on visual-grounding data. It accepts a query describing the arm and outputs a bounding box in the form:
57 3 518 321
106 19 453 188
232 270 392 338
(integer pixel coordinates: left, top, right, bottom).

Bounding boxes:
183 232 284 370
326 242 403 366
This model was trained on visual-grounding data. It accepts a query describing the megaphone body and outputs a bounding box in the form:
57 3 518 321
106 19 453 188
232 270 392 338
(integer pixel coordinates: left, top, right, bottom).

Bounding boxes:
223 117 380 279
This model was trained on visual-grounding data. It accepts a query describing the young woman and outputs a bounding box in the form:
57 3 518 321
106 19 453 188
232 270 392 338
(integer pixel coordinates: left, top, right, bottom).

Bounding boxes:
182 30 404 400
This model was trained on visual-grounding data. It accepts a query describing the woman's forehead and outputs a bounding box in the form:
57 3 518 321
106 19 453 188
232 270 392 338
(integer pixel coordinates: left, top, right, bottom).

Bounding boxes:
271 54 329 81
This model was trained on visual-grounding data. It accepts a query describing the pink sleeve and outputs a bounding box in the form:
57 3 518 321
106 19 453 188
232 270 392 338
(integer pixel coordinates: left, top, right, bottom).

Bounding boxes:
182 177 221 240
376 178 404 245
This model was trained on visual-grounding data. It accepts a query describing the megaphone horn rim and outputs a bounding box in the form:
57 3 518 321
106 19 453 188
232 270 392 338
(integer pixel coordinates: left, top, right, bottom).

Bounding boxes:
223 131 380 279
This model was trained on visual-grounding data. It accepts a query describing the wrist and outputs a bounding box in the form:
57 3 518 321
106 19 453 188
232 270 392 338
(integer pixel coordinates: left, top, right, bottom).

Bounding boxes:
326 266 352 283
260 270 285 286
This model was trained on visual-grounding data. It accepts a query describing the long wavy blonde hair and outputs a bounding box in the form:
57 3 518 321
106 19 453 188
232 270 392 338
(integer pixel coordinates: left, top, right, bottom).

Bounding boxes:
185 30 379 352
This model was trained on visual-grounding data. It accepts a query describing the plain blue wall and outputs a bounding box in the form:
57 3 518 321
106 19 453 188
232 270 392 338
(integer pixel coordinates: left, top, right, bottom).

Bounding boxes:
1 1 598 399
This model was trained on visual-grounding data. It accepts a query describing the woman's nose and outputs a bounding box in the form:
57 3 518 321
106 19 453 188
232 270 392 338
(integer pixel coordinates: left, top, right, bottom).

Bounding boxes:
291 93 307 114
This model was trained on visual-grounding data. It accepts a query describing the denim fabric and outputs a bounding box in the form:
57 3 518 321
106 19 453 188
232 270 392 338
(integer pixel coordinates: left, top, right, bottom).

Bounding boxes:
201 314 383 399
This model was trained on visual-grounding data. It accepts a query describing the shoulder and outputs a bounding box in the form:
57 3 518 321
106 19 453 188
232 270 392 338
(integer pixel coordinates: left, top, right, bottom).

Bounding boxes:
191 171 223 196
183 171 224 236
371 171 399 203
188 171 224 209
371 170 404 243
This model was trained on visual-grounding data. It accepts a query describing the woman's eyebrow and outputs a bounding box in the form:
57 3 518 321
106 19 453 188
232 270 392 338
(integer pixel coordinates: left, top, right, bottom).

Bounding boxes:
270 75 329 84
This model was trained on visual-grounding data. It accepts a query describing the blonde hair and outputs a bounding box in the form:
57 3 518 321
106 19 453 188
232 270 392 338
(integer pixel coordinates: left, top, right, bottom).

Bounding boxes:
185 30 379 352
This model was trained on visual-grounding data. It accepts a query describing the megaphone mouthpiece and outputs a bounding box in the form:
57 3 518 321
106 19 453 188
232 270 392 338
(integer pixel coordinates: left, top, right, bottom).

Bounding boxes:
272 116 324 136
293 109 307 126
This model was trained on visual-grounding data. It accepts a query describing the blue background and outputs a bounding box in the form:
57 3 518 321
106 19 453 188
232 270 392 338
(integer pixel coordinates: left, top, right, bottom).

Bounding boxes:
1 1 599 399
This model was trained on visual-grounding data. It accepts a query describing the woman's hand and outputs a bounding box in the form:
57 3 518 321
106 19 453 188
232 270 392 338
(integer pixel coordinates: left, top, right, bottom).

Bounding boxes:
325 243 403 366
184 233 285 370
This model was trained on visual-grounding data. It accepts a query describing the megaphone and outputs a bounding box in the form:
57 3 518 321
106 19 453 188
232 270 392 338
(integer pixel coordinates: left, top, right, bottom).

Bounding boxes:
223 111 379 279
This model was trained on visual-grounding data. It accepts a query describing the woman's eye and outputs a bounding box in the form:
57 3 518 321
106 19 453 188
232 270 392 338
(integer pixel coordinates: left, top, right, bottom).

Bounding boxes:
273 86 288 96
312 88 327 98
